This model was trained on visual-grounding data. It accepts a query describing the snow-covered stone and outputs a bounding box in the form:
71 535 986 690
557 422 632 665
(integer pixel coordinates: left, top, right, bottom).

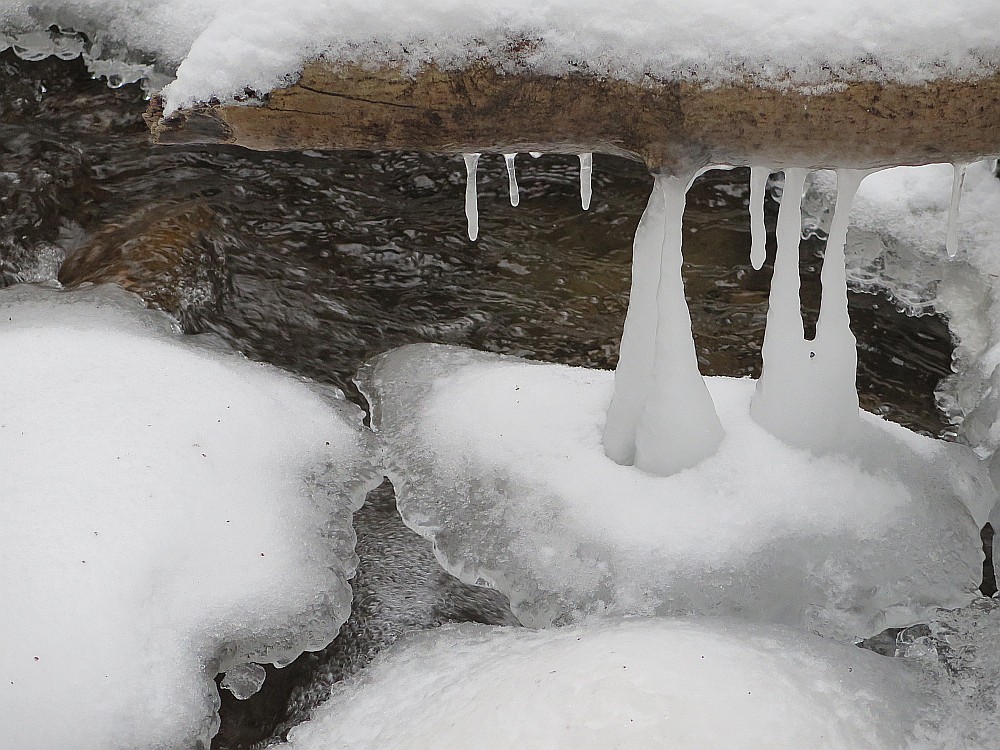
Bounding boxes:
282 617 933 750
0 284 377 750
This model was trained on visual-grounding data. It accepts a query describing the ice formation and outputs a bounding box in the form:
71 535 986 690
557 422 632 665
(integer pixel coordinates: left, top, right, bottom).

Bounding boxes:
579 152 593 210
362 343 990 638
1 284 377 750
3 1 1000 112
463 153 480 241
946 162 969 258
632 174 723 473
748 165 769 270
283 618 932 750
801 160 1000 462
751 168 868 451
503 153 520 207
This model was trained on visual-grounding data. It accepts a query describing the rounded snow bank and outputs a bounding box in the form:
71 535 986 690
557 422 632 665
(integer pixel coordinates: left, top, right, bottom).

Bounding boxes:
362 344 992 639
0 284 377 750
284 618 931 750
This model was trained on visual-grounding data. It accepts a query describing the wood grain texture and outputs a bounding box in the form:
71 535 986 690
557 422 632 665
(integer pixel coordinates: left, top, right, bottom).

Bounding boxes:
147 61 1000 171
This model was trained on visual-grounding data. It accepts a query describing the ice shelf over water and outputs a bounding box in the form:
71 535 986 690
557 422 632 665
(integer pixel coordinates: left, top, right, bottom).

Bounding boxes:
0 284 377 750
282 618 932 750
361 343 991 639
2 1 999 112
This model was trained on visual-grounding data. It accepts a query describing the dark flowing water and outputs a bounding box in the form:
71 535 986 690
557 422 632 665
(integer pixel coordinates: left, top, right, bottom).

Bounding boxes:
1 51 977 748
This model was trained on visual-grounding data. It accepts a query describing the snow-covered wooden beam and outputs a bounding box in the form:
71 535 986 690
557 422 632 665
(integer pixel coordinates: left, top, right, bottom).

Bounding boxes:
147 61 1000 171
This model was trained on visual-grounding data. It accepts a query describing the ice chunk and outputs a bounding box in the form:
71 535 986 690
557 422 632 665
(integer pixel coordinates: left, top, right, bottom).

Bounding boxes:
361 343 990 638
221 663 267 700
897 598 1000 747
284 618 932 750
0 284 377 750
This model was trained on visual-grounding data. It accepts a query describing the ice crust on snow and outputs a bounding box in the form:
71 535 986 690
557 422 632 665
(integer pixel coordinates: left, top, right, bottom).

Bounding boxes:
361 343 990 639
0 284 377 750
283 618 932 750
802 161 1000 463
2 1 999 112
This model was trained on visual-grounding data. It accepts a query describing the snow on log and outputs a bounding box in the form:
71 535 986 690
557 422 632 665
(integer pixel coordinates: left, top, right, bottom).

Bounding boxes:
148 61 1000 171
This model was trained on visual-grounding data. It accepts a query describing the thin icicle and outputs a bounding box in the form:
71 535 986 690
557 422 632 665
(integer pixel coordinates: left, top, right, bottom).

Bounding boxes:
463 153 480 241
529 152 542 158
752 168 868 452
504 153 520 207
631 173 724 475
946 162 968 258
579 153 593 210
748 166 770 270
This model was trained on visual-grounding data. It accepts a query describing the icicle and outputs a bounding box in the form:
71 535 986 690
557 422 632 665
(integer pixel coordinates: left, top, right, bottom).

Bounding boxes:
748 166 770 270
751 168 868 452
603 183 667 465
503 153 520 207
463 153 480 241
579 153 593 210
946 162 968 258
630 173 724 475
529 152 543 159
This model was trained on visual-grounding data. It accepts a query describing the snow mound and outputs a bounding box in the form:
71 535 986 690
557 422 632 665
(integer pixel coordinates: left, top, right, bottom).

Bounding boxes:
283 617 931 750
362 344 991 639
0 284 377 750
2 1 999 113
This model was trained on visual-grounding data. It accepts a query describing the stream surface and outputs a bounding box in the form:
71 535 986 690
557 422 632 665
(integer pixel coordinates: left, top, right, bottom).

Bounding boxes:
0 51 970 748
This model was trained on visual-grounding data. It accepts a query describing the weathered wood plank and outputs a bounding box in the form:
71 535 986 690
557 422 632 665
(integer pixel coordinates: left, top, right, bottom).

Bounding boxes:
147 61 1000 171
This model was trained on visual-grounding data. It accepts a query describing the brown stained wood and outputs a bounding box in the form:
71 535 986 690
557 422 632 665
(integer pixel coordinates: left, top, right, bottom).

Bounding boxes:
148 60 1000 171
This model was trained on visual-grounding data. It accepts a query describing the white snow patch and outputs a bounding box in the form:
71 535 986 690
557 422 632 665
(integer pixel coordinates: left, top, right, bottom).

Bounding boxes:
0 284 377 750
283 618 932 750
361 343 990 638
2 1 998 112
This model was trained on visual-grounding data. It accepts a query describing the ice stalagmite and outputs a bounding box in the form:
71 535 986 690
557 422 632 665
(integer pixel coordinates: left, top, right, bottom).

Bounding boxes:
632 175 724 474
751 168 867 451
463 153 480 241
504 153 520 207
749 166 770 270
603 183 667 465
579 153 593 210
946 162 968 258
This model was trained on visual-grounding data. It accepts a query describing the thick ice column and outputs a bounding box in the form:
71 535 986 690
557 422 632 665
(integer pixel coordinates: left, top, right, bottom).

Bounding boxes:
631 175 724 475
751 168 867 451
603 182 667 464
